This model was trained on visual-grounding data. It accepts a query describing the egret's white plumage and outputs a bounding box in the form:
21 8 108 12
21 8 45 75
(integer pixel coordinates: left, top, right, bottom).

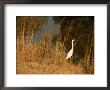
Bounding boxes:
66 39 74 59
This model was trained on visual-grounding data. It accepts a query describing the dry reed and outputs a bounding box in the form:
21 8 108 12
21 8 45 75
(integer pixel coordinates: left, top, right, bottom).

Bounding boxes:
16 32 88 74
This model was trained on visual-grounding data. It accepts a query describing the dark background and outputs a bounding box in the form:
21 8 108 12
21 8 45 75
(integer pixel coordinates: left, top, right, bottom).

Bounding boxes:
0 0 109 4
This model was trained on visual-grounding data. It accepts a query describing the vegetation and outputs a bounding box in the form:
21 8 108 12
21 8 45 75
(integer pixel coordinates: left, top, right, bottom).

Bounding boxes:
16 16 94 74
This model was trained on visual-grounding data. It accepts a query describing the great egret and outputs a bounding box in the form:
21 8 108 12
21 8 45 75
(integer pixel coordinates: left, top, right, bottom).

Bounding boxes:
66 39 75 59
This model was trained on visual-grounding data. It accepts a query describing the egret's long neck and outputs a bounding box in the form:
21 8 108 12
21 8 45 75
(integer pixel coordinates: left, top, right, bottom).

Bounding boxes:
72 41 74 49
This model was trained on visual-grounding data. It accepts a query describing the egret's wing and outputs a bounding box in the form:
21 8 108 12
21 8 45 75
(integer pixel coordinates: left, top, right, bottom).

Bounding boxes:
66 49 72 59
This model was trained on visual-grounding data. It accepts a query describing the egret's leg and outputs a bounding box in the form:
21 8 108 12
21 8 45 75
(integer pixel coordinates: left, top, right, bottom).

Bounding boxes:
67 58 69 62
72 55 75 64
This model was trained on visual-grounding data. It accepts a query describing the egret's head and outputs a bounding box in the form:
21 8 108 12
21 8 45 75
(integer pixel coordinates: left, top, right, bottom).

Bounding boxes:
72 39 75 42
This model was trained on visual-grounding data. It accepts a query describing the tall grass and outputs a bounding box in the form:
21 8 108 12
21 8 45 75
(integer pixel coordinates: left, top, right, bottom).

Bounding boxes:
16 32 94 74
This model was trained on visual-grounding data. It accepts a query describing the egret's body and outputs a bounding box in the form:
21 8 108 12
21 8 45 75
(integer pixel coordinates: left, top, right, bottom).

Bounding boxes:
66 39 74 59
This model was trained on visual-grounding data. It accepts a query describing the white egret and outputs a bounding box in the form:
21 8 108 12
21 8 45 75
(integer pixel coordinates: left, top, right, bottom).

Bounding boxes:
66 39 75 59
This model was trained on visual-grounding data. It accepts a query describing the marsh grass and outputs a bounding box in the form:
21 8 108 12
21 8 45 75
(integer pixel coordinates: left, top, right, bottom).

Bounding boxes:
16 32 94 74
